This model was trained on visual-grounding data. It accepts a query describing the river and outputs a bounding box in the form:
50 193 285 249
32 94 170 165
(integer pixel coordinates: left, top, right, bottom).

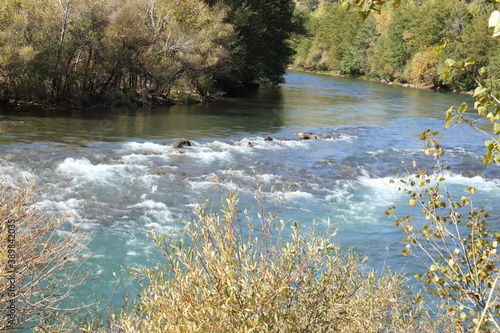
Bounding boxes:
1 71 499 311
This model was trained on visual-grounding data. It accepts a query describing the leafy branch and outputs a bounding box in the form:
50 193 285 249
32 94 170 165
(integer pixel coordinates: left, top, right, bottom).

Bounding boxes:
386 130 500 331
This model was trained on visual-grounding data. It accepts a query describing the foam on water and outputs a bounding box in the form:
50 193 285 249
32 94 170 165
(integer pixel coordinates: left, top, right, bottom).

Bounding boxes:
122 141 168 154
57 157 134 183
189 179 231 191
38 199 94 227
56 157 155 192
257 173 283 184
216 169 283 186
208 139 254 152
323 133 357 142
128 200 168 211
185 146 234 164
0 162 36 186
231 136 311 151
366 149 387 157
287 190 316 201
357 176 401 203
443 172 500 190
121 153 171 165
127 199 181 231
143 222 177 234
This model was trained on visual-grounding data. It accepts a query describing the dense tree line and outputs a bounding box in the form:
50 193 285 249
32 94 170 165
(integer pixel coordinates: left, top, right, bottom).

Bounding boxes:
5 0 494 109
0 0 298 108
293 0 500 91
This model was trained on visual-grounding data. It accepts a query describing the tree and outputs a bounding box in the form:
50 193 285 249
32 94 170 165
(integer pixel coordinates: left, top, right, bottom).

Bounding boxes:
372 3 414 81
302 0 320 11
210 0 300 92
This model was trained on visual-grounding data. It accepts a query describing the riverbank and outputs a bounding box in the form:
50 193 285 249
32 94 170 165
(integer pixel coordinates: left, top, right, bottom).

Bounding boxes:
287 66 475 95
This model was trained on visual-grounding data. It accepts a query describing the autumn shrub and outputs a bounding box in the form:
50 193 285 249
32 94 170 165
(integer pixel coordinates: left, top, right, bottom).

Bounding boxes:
0 181 88 331
112 189 450 333
410 47 439 87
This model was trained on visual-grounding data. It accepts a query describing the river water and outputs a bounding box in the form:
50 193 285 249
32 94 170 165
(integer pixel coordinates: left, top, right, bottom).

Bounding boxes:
1 71 499 310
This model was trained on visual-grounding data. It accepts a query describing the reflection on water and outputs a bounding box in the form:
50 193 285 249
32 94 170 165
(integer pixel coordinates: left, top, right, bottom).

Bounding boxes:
0 88 286 145
280 72 475 128
0 73 477 146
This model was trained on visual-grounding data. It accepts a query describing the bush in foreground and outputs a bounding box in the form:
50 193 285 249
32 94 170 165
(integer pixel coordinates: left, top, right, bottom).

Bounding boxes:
0 181 88 331
113 190 452 332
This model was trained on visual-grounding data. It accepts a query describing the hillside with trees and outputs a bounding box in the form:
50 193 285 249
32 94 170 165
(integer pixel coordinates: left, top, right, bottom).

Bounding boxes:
292 0 500 91
0 0 298 108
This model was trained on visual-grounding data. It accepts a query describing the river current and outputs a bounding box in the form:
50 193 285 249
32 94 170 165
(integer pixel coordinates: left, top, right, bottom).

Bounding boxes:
1 71 499 310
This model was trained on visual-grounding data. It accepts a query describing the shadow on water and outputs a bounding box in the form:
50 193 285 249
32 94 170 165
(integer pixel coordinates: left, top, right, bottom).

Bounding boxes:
0 87 286 145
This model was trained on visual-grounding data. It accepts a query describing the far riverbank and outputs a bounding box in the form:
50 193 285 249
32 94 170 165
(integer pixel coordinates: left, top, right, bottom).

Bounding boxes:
288 67 474 95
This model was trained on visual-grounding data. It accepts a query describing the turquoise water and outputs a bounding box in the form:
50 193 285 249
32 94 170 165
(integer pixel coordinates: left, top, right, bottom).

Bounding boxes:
0 71 498 311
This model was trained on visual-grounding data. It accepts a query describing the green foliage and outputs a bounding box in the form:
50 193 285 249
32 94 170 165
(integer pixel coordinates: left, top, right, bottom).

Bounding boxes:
293 0 500 89
373 4 413 81
212 0 300 92
301 0 320 11
409 0 470 50
116 189 441 332
386 130 500 331
339 0 402 20
291 3 377 75
338 14 377 76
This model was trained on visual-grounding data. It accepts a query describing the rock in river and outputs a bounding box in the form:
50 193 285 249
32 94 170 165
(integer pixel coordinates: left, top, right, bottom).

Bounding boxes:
171 140 192 148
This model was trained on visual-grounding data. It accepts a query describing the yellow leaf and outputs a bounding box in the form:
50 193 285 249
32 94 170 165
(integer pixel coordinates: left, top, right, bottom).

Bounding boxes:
489 11 500 37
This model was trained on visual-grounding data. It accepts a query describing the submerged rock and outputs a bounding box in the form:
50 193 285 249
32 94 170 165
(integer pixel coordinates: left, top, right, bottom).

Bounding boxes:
264 136 273 141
